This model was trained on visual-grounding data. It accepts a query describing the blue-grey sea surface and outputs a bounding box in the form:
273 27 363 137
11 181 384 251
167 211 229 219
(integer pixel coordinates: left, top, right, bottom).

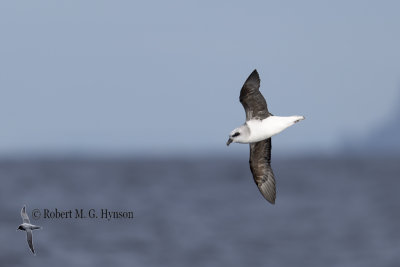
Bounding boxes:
0 156 399 267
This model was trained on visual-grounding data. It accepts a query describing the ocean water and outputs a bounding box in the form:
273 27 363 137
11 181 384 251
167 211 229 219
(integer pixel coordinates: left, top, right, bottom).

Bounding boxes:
0 156 399 267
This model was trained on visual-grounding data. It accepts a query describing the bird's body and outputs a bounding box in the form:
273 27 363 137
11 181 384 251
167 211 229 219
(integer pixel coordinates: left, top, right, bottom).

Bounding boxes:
18 223 41 231
234 115 304 144
17 205 41 254
227 69 304 204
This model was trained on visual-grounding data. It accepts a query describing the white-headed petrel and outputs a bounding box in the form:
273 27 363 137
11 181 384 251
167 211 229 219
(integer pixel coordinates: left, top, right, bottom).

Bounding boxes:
17 205 41 254
227 70 305 204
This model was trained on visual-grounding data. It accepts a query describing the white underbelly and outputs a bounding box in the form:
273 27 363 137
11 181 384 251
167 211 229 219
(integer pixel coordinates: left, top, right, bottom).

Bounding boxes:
246 116 302 142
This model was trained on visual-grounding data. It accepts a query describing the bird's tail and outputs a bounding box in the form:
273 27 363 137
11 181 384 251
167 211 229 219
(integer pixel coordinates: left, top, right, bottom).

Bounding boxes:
293 115 305 123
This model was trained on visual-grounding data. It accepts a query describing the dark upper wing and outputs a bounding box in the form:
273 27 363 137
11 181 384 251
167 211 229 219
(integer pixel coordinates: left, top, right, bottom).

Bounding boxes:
240 69 270 121
249 138 276 204
26 229 35 254
21 205 30 224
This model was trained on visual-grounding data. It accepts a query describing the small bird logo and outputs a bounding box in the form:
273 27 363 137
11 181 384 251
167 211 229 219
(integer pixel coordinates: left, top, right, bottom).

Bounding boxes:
17 205 42 255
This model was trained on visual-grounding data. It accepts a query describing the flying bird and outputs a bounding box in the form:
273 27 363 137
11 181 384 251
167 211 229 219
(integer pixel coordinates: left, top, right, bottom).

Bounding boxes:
17 205 41 254
227 70 305 204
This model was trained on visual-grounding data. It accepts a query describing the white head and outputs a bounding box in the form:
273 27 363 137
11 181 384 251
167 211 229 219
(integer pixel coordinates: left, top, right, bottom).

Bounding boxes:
226 124 250 146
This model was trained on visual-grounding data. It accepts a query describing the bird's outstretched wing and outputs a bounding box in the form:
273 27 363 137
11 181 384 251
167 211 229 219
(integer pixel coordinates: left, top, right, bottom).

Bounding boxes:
249 138 276 204
21 205 30 224
239 69 270 121
26 229 35 254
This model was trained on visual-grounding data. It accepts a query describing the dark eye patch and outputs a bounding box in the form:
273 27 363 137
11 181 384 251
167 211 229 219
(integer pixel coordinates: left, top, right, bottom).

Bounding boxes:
232 132 240 137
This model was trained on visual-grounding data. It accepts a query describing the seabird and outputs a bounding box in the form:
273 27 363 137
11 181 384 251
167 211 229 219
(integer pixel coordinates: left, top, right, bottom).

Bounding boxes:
17 205 41 254
227 70 305 204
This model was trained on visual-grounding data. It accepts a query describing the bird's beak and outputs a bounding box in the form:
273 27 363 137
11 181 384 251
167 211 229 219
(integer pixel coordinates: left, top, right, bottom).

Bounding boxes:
226 138 233 146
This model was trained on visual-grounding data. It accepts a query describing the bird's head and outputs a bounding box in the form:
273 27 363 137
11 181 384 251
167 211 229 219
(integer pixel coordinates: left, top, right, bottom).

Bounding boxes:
17 225 24 231
226 125 249 146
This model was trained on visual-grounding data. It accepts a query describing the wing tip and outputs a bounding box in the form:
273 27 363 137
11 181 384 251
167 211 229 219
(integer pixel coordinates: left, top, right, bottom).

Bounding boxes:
257 178 276 205
247 69 260 83
267 197 276 205
257 187 276 204
263 192 276 204
240 69 261 101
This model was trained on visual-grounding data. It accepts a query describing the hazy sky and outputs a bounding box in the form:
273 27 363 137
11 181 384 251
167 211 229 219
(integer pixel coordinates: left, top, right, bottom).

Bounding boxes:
1 1 399 156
